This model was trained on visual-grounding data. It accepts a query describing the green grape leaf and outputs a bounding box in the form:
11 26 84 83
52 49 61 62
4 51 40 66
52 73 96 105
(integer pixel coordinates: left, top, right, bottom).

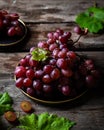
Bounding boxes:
0 92 13 115
75 6 104 33
31 48 50 61
18 112 75 130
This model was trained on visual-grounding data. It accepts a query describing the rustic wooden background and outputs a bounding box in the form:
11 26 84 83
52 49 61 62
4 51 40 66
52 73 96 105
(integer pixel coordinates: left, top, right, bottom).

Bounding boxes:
0 0 104 130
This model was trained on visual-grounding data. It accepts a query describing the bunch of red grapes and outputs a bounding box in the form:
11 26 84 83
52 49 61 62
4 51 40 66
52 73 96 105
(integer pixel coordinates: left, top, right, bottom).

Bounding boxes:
0 10 23 37
14 27 100 100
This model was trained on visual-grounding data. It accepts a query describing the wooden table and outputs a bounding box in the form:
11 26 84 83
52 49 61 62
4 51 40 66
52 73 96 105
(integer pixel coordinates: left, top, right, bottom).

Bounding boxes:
0 0 104 130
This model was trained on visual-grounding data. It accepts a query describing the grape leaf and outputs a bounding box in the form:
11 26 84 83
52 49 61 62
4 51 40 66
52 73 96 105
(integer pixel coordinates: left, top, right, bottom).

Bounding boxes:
75 6 104 33
31 48 50 61
18 112 75 130
0 92 13 115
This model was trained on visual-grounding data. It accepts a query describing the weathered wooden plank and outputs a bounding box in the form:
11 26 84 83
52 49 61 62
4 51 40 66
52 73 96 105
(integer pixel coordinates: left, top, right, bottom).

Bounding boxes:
25 23 104 50
0 0 104 23
0 23 104 52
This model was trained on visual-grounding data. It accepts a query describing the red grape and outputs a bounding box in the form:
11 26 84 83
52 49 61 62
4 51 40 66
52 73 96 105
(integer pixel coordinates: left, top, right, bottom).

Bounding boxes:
43 65 53 74
50 68 60 80
42 74 52 83
7 27 16 36
14 66 26 78
26 87 35 96
26 69 35 79
15 77 24 88
56 58 67 69
23 78 32 87
35 70 44 79
61 85 71 96
33 79 42 91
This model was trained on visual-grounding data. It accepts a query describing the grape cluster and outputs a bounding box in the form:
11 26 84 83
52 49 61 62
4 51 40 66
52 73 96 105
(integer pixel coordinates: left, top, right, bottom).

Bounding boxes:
0 9 23 37
14 28 100 100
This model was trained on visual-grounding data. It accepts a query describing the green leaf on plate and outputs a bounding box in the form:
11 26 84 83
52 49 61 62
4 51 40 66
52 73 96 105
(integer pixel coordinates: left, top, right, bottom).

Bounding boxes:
18 112 75 130
75 6 104 33
31 48 50 61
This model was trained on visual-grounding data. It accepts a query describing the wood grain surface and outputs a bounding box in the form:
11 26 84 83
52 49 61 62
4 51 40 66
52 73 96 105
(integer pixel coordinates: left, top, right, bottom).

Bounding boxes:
0 0 104 130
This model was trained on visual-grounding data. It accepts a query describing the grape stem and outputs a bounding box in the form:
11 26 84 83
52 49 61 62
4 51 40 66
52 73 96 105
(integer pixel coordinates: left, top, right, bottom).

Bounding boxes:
73 34 82 46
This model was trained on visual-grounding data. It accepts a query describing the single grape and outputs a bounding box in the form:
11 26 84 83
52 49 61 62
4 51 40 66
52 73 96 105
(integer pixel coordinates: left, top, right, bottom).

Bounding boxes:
49 43 58 51
26 69 35 79
42 74 52 83
15 77 24 88
67 51 76 60
14 66 26 78
20 58 27 67
7 26 16 36
26 87 35 96
35 70 44 79
49 58 57 66
15 25 23 36
53 32 60 39
33 79 42 91
56 58 67 69
58 50 67 58
73 26 83 35
23 78 32 87
25 54 31 65
50 68 60 80
47 32 53 39
37 41 48 49
43 65 53 74
59 35 67 44
64 31 71 39
61 85 71 96
52 48 60 58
